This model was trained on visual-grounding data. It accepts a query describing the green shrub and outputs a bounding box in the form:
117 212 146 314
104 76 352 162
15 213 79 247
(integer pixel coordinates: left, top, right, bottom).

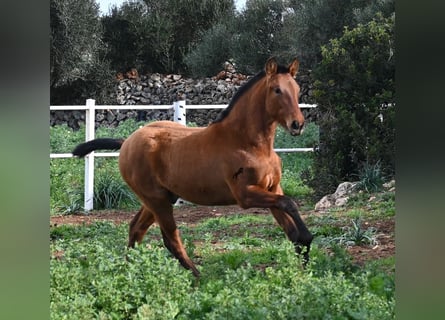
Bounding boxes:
310 15 395 199
96 117 145 138
336 217 379 247
94 165 138 209
357 161 384 193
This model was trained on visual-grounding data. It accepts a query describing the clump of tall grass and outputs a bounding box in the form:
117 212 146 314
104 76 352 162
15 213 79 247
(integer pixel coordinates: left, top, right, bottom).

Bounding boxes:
94 171 138 210
357 161 384 193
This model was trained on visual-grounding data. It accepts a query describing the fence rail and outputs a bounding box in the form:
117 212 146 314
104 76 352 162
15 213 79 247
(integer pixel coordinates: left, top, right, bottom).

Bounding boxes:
50 99 317 211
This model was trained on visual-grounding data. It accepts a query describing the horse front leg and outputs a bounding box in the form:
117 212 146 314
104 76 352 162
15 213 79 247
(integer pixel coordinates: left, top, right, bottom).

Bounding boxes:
231 184 313 266
270 207 312 267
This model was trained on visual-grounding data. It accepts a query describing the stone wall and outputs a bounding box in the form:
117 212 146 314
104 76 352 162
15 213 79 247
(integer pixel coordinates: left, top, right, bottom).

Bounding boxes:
50 68 317 129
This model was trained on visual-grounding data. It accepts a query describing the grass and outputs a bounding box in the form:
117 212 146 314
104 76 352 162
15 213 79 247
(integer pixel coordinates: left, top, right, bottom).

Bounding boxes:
50 191 395 319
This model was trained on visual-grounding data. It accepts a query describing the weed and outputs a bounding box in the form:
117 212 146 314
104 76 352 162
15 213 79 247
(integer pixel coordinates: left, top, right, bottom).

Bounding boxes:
336 217 378 247
59 189 83 214
357 161 384 193
94 172 138 209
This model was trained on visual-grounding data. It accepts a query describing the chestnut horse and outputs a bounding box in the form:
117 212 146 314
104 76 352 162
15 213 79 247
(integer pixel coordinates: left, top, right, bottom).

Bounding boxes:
72 57 313 277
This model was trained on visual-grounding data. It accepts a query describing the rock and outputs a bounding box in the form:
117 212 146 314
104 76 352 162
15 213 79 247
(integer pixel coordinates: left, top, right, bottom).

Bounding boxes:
150 73 161 81
117 112 127 121
383 180 395 189
333 182 359 198
106 110 116 122
335 197 349 207
315 181 359 211
315 195 334 211
95 113 105 122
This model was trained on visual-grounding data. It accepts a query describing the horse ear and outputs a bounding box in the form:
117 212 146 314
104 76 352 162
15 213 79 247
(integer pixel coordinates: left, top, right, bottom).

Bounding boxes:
265 57 278 75
288 59 299 77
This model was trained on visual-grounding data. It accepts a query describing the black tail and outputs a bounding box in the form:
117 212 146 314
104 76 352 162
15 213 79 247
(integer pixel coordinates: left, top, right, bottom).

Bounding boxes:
72 138 125 158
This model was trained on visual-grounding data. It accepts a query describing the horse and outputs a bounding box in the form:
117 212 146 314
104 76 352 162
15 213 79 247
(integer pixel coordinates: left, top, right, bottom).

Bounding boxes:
72 57 313 277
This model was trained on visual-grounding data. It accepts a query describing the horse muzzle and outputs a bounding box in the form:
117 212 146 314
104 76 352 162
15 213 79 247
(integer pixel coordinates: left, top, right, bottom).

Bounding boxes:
289 120 304 136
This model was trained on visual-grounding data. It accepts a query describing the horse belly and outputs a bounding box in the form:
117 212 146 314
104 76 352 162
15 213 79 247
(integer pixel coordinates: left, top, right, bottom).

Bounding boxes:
171 179 237 206
163 163 235 206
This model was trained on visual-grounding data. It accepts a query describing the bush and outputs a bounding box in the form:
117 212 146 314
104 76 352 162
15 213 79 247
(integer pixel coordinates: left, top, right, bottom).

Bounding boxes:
309 15 395 199
357 161 384 193
94 163 138 209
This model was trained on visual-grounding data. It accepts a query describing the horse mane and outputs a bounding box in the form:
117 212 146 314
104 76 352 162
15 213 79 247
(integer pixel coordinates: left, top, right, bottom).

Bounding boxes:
212 64 291 124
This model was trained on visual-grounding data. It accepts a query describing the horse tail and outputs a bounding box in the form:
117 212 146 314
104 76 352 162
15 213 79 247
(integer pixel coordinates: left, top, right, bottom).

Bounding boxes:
72 138 125 158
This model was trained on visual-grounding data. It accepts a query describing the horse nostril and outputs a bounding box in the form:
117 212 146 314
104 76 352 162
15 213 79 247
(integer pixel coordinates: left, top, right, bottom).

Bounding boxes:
291 121 300 131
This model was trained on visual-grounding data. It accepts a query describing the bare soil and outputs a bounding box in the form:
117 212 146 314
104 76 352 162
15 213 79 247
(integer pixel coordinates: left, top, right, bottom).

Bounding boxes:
50 204 394 266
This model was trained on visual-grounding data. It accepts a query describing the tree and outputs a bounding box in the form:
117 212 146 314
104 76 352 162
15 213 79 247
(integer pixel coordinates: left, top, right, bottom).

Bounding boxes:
308 14 395 198
184 23 235 77
280 0 358 69
102 0 235 74
230 0 286 74
50 0 114 104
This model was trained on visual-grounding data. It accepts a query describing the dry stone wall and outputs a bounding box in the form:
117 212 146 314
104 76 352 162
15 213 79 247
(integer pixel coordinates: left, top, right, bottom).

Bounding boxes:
50 68 316 130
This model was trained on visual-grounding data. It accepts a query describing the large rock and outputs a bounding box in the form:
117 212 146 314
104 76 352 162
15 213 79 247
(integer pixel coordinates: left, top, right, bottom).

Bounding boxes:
315 182 359 211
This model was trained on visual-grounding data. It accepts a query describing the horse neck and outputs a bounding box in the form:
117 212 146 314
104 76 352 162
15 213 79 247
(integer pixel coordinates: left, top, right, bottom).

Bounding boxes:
221 80 277 150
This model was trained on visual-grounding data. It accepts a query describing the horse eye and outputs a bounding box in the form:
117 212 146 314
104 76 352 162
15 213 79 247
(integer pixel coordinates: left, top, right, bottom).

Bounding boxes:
274 87 282 95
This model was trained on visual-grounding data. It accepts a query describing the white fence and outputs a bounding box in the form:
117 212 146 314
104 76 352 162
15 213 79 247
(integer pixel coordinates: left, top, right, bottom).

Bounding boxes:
50 99 317 211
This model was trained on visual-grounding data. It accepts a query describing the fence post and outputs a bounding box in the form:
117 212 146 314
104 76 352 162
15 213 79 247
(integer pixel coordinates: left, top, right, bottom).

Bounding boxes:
84 99 96 211
173 99 186 125
173 99 187 206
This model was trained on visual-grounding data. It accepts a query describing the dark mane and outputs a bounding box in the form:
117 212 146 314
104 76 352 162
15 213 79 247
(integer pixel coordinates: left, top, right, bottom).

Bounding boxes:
212 64 290 124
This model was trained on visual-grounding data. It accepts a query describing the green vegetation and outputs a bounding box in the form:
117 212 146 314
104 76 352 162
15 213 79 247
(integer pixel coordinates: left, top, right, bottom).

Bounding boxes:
50 119 318 214
51 0 395 97
50 119 145 214
50 189 395 319
274 122 319 201
310 14 395 199
357 161 385 193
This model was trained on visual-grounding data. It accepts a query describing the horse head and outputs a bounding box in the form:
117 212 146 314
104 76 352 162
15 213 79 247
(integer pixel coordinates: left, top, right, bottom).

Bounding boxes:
264 57 305 136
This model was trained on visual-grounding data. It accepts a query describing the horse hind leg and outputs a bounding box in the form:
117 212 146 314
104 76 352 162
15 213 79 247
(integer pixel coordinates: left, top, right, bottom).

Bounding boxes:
127 204 199 276
150 201 200 277
128 206 156 248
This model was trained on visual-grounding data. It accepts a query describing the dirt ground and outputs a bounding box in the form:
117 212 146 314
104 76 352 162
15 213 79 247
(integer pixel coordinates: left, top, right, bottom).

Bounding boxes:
50 204 394 266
